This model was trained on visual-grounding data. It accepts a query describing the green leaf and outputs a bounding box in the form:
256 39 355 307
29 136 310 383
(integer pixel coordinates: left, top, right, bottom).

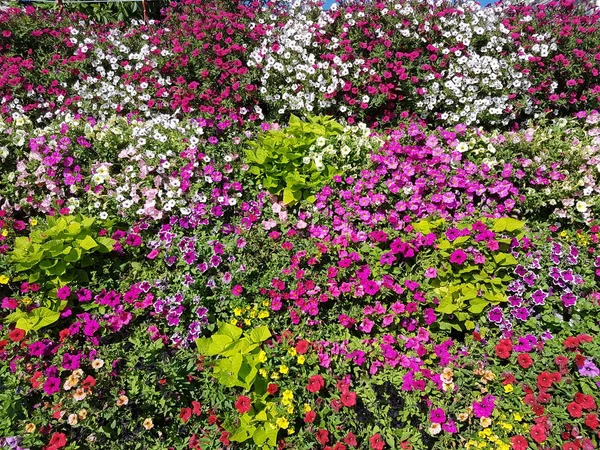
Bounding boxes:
15 307 60 332
218 323 243 341
491 218 525 232
248 326 271 344
78 235 98 251
468 298 489 314
283 187 296 205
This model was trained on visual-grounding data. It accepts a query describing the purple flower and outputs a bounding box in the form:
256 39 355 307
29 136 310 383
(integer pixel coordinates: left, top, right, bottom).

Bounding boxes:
430 408 447 423
561 292 577 308
449 249 467 265
473 395 496 418
43 376 61 395
488 306 503 323
442 420 458 433
83 320 100 337
56 285 71 300
62 353 81 370
77 288 93 302
29 341 46 357
424 267 437 278
579 359 600 377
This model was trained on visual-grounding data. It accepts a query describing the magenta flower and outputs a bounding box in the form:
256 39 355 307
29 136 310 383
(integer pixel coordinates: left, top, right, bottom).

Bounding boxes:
43 376 61 395
449 249 467 265
430 408 447 423
56 285 71 300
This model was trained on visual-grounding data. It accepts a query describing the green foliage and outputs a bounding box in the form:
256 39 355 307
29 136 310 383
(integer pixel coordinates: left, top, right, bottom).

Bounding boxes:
6 215 114 330
419 217 526 332
196 322 270 389
196 323 281 448
245 115 344 205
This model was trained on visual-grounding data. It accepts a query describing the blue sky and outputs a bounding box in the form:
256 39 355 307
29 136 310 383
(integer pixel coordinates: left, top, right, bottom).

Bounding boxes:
322 0 496 8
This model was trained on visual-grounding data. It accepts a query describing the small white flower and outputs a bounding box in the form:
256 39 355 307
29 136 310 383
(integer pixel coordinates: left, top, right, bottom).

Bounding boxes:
576 201 588 213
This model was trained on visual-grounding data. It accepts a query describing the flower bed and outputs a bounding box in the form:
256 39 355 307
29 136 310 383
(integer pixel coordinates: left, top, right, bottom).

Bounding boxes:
1 1 600 449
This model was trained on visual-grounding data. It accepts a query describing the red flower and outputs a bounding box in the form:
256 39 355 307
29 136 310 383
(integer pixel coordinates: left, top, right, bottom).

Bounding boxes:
495 339 513 359
8 328 25 342
235 395 251 414
340 390 357 407
48 432 67 448
510 435 528 450
473 331 482 341
555 355 569 367
333 444 347 450
316 429 330 445
530 424 547 444
307 374 325 393
537 372 554 389
564 336 580 349
0 339 7 351
219 431 230 445
304 410 316 423
575 354 586 368
180 407 192 423
579 394 596 410
532 404 545 416
563 442 579 450
578 334 593 344
369 433 385 450
207 414 218 425
517 354 534 369
537 391 552 404
267 383 278 395
585 413 599 430
568 402 583 418
192 401 202 416
344 432 358 447
295 339 310 354
81 376 96 389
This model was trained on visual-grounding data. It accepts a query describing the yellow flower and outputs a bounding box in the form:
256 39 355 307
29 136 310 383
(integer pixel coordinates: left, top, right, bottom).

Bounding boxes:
466 441 477 449
244 319 251 326
1 229 7 237
67 414 78 426
303 404 312 413
513 413 523 422
286 405 294 414
230 318 238 325
25 423 36 433
504 384 513 393
257 351 267 363
78 409 88 420
497 443 510 450
270 372 280 381
287 428 295 435
479 429 492 438
276 417 289 429
288 348 297 357
259 369 268 378
297 355 305 365
117 395 129 406
233 307 243 316
30 219 38 226
499 422 513 431
0 275 9 284
258 311 269 319
279 365 289 375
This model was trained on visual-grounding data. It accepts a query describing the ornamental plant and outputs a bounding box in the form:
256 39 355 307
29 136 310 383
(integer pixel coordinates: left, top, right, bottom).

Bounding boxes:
245 115 347 204
416 217 526 331
5 214 114 330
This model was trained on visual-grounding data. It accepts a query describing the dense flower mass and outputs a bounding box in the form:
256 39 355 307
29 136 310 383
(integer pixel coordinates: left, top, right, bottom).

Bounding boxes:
1 0 600 449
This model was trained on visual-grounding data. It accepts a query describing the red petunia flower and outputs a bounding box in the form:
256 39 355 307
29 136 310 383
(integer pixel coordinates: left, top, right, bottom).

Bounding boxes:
8 328 25 342
316 429 329 445
295 339 310 354
568 402 583 418
307 374 325 393
494 338 513 359
304 410 316 423
48 432 67 449
333 443 347 450
234 396 251 414
555 355 569 367
369 433 385 450
219 431 230 445
564 336 580 349
192 401 202 416
267 383 278 395
585 413 599 430
180 407 192 423
340 390 357 407
530 424 547 444
517 354 534 369
563 442 579 450
344 432 358 447
510 435 528 450
537 372 553 389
